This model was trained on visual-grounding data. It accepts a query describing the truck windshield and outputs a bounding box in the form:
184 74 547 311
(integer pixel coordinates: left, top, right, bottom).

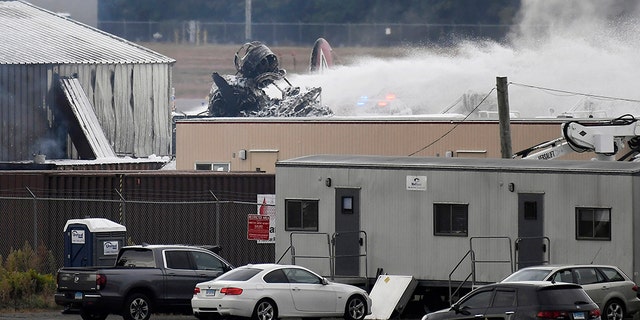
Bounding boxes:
116 249 155 268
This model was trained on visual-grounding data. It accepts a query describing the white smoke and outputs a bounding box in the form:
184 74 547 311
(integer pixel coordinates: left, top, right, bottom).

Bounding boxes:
290 0 640 118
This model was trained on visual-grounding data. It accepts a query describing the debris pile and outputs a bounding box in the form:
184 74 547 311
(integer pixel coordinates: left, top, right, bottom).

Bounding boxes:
207 41 333 117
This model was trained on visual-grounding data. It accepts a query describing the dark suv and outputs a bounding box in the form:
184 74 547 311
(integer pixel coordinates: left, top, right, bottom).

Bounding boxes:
421 281 601 320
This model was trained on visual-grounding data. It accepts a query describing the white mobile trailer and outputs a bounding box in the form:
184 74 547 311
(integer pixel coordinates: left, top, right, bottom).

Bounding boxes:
274 155 640 308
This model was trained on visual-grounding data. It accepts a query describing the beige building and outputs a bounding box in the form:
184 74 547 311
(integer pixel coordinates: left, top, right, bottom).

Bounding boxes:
175 117 596 173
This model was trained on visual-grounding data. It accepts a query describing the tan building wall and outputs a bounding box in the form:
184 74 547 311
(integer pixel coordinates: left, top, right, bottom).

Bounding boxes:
175 117 592 172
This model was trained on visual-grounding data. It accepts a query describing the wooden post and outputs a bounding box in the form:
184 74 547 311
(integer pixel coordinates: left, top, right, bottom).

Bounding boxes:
497 77 512 158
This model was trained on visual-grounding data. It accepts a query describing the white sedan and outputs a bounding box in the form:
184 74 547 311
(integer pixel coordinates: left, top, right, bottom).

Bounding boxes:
192 263 371 320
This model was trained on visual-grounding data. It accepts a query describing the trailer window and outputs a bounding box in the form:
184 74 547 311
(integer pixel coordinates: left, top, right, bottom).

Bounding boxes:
285 199 319 231
434 203 468 236
576 207 611 240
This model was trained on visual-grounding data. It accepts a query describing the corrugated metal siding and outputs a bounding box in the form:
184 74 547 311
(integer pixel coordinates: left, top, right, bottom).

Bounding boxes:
275 157 639 282
58 77 116 158
0 1 174 65
0 170 275 200
176 119 593 171
57 63 172 157
0 1 173 161
52 161 167 171
0 171 276 268
0 64 55 161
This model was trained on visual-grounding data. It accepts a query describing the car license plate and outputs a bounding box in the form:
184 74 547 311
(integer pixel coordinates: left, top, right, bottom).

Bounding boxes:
573 312 585 320
205 289 216 296
74 292 83 300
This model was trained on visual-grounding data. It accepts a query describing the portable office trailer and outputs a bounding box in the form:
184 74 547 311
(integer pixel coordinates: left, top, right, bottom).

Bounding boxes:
275 155 640 307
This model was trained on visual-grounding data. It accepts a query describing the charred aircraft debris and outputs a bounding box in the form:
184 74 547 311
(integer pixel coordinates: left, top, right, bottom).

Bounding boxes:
207 41 333 117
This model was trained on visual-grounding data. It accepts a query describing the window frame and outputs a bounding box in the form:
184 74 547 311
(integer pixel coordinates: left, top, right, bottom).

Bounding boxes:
491 288 517 307
433 203 469 237
575 207 611 241
116 248 156 268
284 268 322 284
190 250 224 271
284 199 319 231
459 288 493 309
194 162 230 172
164 250 194 270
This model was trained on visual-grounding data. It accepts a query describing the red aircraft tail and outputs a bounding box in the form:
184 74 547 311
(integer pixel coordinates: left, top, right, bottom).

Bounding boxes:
309 38 334 73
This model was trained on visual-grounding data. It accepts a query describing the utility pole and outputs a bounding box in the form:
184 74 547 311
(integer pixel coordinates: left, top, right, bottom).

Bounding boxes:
245 0 252 41
497 76 512 158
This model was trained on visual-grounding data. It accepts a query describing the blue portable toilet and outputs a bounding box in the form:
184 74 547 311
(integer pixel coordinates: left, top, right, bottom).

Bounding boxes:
63 218 126 267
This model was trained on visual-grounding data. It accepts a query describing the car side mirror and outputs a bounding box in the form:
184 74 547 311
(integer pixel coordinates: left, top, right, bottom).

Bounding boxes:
321 277 329 285
460 306 471 316
452 304 470 316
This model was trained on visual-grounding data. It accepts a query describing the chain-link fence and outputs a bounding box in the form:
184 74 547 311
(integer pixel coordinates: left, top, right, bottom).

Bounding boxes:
1 195 275 272
99 21 513 47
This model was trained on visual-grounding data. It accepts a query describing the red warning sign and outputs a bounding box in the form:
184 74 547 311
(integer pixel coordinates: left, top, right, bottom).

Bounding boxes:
247 214 270 240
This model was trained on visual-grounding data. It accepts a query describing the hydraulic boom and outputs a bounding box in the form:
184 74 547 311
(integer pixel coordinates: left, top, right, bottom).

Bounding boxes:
513 115 640 161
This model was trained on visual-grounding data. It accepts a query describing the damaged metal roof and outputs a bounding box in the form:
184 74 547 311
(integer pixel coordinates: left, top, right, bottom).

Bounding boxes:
0 1 175 65
58 76 117 159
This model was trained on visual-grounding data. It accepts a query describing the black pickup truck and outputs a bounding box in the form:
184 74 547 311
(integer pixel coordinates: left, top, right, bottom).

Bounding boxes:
55 244 233 320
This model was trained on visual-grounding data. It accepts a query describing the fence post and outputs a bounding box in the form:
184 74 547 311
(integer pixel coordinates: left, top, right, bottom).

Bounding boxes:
209 191 220 245
26 187 37 248
116 189 126 226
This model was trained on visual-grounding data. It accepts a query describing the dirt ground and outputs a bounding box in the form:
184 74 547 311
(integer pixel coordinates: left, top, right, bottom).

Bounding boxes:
140 42 406 99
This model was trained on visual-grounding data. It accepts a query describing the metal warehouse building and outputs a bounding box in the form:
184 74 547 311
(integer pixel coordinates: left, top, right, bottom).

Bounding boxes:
0 1 175 162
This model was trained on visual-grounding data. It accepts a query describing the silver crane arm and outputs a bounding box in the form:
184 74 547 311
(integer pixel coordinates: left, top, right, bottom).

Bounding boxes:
513 115 640 161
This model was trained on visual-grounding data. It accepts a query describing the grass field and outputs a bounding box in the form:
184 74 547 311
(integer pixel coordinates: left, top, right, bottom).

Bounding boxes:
140 42 406 99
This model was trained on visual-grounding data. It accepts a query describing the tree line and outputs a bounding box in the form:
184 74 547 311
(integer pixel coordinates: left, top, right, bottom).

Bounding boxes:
99 0 520 25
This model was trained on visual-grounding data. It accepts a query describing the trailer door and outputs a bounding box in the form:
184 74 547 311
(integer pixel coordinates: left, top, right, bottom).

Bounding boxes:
334 187 360 276
517 193 544 269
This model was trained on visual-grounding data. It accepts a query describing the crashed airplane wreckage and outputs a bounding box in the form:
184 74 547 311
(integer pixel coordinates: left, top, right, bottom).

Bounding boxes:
207 41 334 117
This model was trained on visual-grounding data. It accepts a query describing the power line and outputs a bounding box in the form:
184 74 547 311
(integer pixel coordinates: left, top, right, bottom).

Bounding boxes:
509 82 640 103
408 87 496 156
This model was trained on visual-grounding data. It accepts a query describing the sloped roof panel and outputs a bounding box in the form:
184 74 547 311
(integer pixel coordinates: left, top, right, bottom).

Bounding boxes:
59 77 117 159
0 1 175 65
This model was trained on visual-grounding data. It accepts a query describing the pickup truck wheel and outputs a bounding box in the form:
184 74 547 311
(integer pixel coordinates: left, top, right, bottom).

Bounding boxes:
123 293 152 320
80 310 108 320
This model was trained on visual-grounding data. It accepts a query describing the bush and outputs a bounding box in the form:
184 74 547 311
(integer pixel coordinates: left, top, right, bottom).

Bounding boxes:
0 243 57 311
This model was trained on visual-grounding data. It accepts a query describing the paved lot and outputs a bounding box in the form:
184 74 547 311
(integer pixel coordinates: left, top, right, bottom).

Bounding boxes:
0 311 424 320
0 311 195 320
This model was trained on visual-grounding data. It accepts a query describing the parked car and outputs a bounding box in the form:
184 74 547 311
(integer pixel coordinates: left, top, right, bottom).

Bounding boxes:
192 263 371 320
501 264 640 320
421 281 601 320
